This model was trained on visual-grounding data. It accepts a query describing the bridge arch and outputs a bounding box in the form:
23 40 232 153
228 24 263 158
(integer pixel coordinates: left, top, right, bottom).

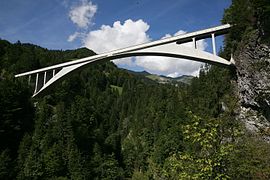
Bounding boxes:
15 24 234 97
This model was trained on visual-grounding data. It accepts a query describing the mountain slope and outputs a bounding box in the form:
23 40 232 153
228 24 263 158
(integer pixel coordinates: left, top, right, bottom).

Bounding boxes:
126 69 194 85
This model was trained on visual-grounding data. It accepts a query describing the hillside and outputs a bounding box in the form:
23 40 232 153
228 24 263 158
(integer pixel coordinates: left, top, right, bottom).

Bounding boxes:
0 0 270 179
126 69 194 85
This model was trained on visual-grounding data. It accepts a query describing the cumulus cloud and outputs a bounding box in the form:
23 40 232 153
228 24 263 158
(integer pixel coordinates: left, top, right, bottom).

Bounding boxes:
135 57 203 77
69 0 97 28
135 30 207 77
83 19 151 66
80 18 207 77
83 19 150 53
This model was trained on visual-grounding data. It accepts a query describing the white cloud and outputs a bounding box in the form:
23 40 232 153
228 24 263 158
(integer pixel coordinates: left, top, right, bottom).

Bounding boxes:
135 57 203 77
69 0 97 28
167 72 181 78
83 19 151 66
83 19 150 53
174 30 186 36
67 32 81 42
81 18 207 77
134 31 207 77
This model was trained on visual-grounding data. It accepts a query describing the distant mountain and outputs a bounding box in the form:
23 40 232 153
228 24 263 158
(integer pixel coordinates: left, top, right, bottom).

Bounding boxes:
172 75 194 84
126 70 151 76
125 70 194 85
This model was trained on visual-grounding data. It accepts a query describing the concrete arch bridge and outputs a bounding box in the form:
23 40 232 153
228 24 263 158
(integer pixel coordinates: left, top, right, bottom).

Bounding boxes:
15 24 234 97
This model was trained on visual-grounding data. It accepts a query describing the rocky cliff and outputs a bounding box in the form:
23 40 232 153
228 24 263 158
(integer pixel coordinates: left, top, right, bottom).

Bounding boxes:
235 30 270 139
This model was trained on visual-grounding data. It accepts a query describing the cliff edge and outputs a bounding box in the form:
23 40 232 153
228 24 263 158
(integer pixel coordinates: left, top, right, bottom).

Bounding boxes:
235 30 270 139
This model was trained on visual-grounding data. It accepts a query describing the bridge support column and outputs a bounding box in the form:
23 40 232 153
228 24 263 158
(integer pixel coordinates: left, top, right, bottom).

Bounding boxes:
43 71 47 85
34 73 39 94
192 37 197 49
28 75 31 85
211 33 216 55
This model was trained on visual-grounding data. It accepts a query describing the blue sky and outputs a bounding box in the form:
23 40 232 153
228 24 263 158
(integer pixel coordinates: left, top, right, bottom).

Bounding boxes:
0 0 231 77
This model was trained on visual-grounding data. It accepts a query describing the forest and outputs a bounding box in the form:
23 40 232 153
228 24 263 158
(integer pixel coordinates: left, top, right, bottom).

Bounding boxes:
1 0 270 179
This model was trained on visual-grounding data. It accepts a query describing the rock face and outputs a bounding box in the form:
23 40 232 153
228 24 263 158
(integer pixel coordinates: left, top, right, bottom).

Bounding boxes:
235 30 270 138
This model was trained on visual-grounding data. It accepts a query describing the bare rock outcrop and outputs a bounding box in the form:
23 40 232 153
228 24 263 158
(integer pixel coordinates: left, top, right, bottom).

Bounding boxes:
235 30 270 138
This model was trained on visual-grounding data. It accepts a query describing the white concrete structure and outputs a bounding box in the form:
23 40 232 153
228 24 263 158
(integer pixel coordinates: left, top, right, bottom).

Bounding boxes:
15 24 234 97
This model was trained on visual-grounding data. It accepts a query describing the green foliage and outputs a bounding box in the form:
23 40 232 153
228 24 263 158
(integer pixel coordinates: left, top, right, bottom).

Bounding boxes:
0 71 34 179
228 136 270 179
161 113 235 180
222 0 270 53
132 169 149 180
98 154 124 180
0 149 12 179
222 0 254 51
184 66 234 118
110 85 123 95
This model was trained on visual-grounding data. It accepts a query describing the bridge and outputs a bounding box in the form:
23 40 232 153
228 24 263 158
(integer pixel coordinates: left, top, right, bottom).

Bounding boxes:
15 24 234 97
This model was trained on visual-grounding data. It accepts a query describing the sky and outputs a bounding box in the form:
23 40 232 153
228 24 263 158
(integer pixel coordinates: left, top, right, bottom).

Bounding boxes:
0 0 231 77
